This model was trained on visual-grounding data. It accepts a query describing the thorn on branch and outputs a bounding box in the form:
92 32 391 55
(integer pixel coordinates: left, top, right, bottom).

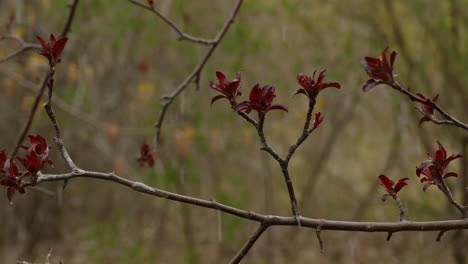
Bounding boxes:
386 232 393 241
316 225 324 253
436 230 446 242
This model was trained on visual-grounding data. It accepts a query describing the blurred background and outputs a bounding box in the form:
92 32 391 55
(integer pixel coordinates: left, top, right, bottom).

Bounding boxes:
1 0 468 263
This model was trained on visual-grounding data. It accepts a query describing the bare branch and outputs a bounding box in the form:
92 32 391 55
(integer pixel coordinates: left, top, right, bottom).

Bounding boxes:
128 0 216 45
389 82 468 131
436 230 446 241
9 0 81 155
316 225 324 252
386 232 393 241
395 197 406 221
11 71 53 156
42 76 78 171
438 180 467 218
33 170 468 233
229 223 269 264
0 41 40 63
284 103 315 163
154 0 244 146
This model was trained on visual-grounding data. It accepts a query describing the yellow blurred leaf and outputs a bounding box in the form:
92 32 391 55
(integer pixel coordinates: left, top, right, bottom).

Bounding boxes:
22 95 42 112
67 62 80 81
209 128 223 151
136 81 155 104
13 26 25 38
2 79 15 97
84 65 94 80
27 54 46 71
173 125 195 155
40 0 51 11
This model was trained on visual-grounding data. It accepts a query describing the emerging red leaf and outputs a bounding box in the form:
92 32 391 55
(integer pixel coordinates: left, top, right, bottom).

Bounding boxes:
235 84 288 121
378 174 408 200
137 142 155 167
209 71 242 106
361 47 397 92
309 112 324 133
294 70 340 105
36 34 69 69
0 158 27 205
415 93 440 126
16 135 53 180
415 141 462 191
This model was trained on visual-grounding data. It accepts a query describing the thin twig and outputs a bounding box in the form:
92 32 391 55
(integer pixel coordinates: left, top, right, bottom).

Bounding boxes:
43 78 78 171
386 232 393 241
395 197 406 221
284 103 315 163
389 82 468 131
436 230 446 241
127 0 216 45
438 180 467 218
153 0 244 147
9 0 81 155
229 223 269 264
11 71 53 156
316 225 324 252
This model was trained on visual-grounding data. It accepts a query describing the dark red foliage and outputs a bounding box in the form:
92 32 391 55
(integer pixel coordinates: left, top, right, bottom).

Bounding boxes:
16 135 53 179
415 93 439 126
416 141 462 191
295 70 340 105
378 174 409 201
209 71 242 106
0 149 6 170
361 47 398 92
36 34 68 69
234 84 288 121
137 142 155 167
0 158 27 205
309 112 324 133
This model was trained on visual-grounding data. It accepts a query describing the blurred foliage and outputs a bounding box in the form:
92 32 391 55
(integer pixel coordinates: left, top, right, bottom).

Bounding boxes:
0 0 467 263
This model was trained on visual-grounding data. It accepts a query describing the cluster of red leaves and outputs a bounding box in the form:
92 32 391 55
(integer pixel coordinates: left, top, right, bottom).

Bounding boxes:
378 142 462 199
234 84 288 120
209 71 242 106
361 47 397 92
36 34 68 70
137 142 154 167
416 141 462 191
0 135 53 204
362 48 447 128
295 70 341 105
210 70 340 124
309 112 324 133
415 93 439 126
17 135 53 179
378 175 409 201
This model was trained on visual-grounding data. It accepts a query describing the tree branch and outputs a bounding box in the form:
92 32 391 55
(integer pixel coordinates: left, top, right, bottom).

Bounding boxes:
389 82 468 131
153 0 244 147
127 0 216 45
32 170 468 233
229 223 269 264
9 0 81 156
